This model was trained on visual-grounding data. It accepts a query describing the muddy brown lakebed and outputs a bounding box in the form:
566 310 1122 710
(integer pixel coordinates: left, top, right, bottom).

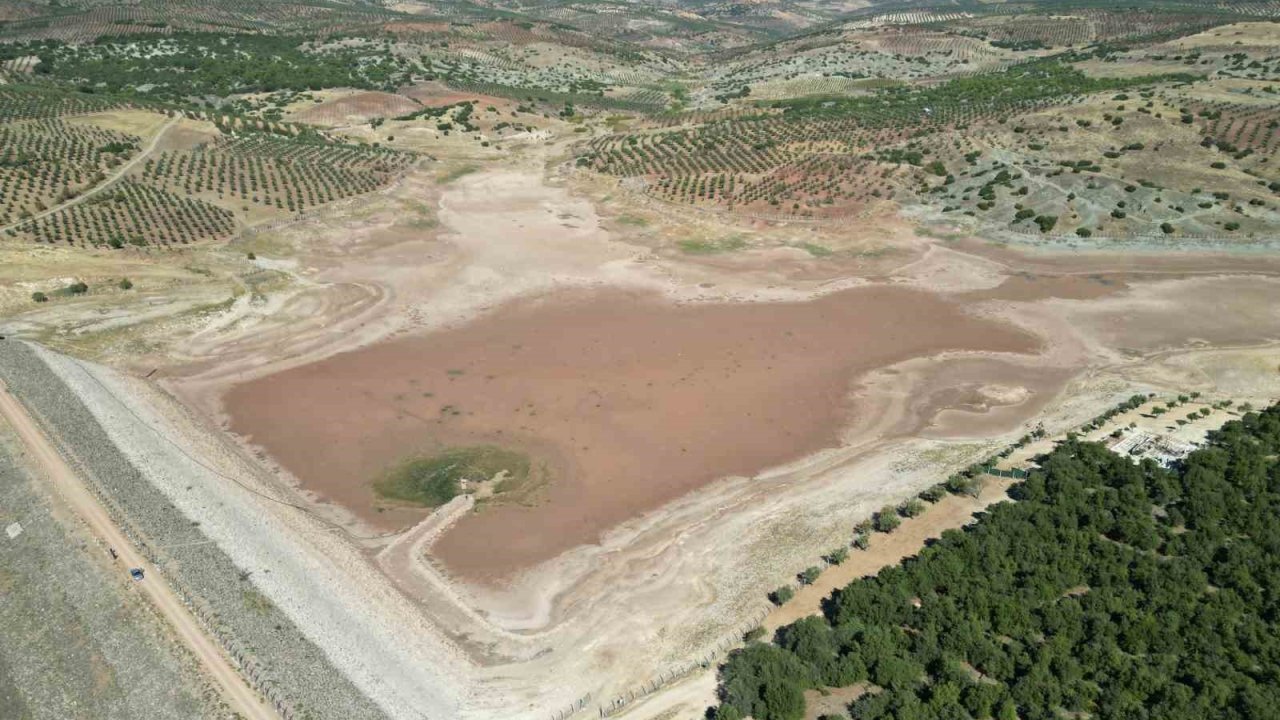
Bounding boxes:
224 286 1040 580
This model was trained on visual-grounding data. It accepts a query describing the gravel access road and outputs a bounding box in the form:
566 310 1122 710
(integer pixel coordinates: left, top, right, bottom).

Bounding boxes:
0 378 278 720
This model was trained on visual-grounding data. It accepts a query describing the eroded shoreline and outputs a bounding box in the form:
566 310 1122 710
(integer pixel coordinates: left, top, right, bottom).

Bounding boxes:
224 284 1042 579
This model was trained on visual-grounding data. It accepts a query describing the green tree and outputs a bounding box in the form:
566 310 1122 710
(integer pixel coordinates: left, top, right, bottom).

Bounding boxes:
761 681 804 720
874 507 901 533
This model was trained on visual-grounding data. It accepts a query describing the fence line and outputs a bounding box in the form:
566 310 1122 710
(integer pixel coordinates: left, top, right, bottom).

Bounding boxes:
597 605 771 718
587 461 1042 718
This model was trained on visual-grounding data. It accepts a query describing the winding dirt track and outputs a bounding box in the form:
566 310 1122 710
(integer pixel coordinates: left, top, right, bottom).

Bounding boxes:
0 378 278 720
0 115 179 235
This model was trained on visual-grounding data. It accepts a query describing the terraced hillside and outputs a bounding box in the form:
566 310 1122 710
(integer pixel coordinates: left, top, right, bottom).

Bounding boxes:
574 5 1280 242
0 86 418 248
7 4 1280 720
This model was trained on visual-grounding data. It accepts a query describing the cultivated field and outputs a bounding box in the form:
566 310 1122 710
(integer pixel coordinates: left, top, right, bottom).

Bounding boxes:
5 3 1280 720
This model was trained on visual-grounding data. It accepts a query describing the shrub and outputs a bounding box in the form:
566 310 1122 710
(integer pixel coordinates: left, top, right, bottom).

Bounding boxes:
874 506 902 533
919 484 948 503
825 547 849 566
799 566 821 585
31 291 48 303
118 278 133 290
770 586 795 605
946 474 983 498
899 499 926 518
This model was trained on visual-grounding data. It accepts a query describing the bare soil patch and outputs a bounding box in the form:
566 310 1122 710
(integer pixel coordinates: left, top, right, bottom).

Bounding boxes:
292 91 422 127
224 285 1039 580
804 684 869 720
400 81 505 108
763 476 1018 632
1062 275 1280 353
960 272 1130 302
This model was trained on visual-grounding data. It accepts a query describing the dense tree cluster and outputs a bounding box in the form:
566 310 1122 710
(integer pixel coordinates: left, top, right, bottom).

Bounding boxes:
717 404 1280 720
0 84 137 124
773 60 1197 121
21 33 422 100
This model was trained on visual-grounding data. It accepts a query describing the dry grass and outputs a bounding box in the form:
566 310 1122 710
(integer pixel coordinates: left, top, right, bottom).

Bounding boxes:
65 109 171 137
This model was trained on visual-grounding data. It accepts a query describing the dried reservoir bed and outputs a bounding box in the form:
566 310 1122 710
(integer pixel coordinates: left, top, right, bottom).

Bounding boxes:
224 286 1039 579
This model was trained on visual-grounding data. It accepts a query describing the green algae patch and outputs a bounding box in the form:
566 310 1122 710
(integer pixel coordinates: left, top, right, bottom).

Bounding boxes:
374 446 531 507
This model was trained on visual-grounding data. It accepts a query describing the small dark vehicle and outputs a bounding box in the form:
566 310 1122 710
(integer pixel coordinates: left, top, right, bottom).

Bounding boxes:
129 567 144 581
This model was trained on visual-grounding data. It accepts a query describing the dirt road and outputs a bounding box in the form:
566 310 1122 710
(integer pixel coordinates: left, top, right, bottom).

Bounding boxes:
0 378 278 720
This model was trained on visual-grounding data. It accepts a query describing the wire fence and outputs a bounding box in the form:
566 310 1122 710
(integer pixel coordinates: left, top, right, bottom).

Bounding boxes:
572 464 1040 720
547 693 592 720
596 605 771 718
984 467 1030 479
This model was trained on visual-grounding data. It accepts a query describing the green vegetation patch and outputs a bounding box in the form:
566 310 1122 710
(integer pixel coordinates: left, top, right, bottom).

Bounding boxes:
615 213 649 227
374 445 530 507
20 32 421 100
795 242 833 257
676 235 748 255
436 163 479 185
716 404 1280 720
774 59 1200 125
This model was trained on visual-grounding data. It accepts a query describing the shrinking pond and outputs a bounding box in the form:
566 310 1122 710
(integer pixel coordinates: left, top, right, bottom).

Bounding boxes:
224 286 1039 579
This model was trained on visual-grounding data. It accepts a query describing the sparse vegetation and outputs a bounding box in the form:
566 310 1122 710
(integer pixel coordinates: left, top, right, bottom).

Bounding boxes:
373 445 530 507
10 5 1280 720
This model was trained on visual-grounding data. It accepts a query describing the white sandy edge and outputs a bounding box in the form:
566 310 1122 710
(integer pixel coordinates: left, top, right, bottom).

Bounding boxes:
33 345 472 720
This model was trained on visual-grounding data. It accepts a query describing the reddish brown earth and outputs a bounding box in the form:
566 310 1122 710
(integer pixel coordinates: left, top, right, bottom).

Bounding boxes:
960 272 1130 302
293 91 422 126
400 81 506 109
224 286 1039 580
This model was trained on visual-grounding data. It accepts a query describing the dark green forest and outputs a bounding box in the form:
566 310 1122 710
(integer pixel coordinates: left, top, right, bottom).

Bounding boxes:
716 404 1280 720
17 33 420 100
773 59 1199 125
